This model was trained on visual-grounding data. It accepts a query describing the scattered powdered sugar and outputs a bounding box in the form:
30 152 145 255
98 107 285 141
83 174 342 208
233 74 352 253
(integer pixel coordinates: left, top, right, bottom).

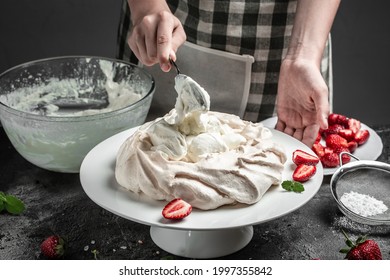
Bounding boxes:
340 191 388 217
332 215 390 235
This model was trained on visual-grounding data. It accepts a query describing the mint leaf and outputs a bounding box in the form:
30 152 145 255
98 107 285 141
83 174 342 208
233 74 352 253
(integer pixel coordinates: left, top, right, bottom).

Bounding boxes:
0 191 6 201
282 180 294 191
0 200 4 212
292 181 304 193
281 180 305 193
4 195 25 214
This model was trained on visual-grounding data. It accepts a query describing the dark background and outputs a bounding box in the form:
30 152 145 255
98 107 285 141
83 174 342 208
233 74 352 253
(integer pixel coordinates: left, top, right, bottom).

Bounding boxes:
0 0 389 126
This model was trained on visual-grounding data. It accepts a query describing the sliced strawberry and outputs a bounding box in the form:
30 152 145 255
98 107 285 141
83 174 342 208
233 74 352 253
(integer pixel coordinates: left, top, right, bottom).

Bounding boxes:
328 113 348 127
292 164 316 182
312 143 325 158
334 146 351 164
347 141 358 153
324 147 334 154
162 198 192 220
315 132 322 144
322 124 344 138
292 149 320 166
347 118 361 134
338 129 355 142
354 129 370 145
321 152 339 168
325 134 348 150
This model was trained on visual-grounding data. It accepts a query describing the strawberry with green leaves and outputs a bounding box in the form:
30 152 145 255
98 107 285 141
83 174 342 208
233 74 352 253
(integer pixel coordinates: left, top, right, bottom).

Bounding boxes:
340 230 382 260
40 235 65 259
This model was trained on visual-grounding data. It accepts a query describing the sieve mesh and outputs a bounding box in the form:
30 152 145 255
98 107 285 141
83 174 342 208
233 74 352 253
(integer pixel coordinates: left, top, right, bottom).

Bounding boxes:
331 161 390 226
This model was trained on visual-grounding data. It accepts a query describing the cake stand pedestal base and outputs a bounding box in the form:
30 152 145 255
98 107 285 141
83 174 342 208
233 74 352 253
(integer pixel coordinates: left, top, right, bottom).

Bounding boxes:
150 225 253 259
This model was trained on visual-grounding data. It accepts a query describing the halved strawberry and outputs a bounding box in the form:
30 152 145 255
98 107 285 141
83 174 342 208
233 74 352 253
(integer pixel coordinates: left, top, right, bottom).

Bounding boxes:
338 129 355 142
292 149 320 166
334 146 351 164
312 143 325 158
347 141 358 153
325 134 348 150
322 124 344 138
162 198 192 220
347 118 361 134
328 113 348 126
292 164 316 182
354 129 370 145
324 147 334 154
315 132 322 144
321 152 339 168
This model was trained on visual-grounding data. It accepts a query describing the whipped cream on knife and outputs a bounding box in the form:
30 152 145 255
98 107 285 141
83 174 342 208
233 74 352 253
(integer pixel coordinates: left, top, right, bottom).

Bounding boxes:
115 75 286 210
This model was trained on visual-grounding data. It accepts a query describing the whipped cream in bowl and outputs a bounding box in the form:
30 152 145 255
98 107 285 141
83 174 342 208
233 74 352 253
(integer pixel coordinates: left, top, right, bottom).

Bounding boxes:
0 56 155 173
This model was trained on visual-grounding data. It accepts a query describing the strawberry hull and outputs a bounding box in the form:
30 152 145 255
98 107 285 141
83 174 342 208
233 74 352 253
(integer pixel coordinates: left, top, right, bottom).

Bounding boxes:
341 231 383 260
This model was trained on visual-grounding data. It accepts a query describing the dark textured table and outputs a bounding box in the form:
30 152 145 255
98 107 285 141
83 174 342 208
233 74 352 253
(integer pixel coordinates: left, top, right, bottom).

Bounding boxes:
1 123 390 260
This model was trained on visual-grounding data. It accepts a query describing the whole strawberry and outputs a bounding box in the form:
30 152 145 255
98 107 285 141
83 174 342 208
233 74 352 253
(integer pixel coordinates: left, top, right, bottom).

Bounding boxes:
40 235 65 259
340 230 382 260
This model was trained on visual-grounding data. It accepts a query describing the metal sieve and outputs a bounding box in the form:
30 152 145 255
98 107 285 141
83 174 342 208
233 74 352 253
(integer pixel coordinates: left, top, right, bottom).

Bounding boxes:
330 152 390 226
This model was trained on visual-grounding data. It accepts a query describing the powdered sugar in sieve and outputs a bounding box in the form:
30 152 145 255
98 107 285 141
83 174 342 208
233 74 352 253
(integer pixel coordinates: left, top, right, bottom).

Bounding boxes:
340 191 388 217
330 153 390 225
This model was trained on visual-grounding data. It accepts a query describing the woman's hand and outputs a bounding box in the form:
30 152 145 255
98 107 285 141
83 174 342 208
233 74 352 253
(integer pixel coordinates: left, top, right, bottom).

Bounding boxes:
276 0 340 147
276 57 329 147
127 0 186 72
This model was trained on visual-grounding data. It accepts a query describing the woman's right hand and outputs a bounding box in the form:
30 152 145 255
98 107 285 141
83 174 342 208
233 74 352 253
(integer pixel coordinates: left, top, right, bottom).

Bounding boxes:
127 0 186 72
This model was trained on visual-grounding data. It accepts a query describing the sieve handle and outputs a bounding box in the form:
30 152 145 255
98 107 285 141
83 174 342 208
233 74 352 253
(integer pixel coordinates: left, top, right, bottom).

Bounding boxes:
339 152 360 167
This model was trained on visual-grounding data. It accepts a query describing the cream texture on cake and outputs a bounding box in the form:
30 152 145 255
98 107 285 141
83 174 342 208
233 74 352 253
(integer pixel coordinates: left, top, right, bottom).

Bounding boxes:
115 74 286 210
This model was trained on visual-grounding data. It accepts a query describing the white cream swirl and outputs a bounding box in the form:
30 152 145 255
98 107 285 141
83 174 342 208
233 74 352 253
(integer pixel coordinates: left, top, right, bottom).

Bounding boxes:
115 75 286 210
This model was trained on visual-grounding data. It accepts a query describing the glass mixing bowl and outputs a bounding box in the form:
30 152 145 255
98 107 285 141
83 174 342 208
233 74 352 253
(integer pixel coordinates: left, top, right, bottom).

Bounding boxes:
0 56 155 173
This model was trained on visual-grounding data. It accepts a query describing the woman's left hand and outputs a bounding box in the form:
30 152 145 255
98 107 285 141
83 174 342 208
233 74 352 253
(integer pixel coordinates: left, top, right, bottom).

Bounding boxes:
275 58 329 147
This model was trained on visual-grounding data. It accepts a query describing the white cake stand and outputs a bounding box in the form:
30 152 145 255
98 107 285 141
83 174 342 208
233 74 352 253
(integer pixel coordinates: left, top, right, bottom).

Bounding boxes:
150 226 254 259
80 127 323 259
